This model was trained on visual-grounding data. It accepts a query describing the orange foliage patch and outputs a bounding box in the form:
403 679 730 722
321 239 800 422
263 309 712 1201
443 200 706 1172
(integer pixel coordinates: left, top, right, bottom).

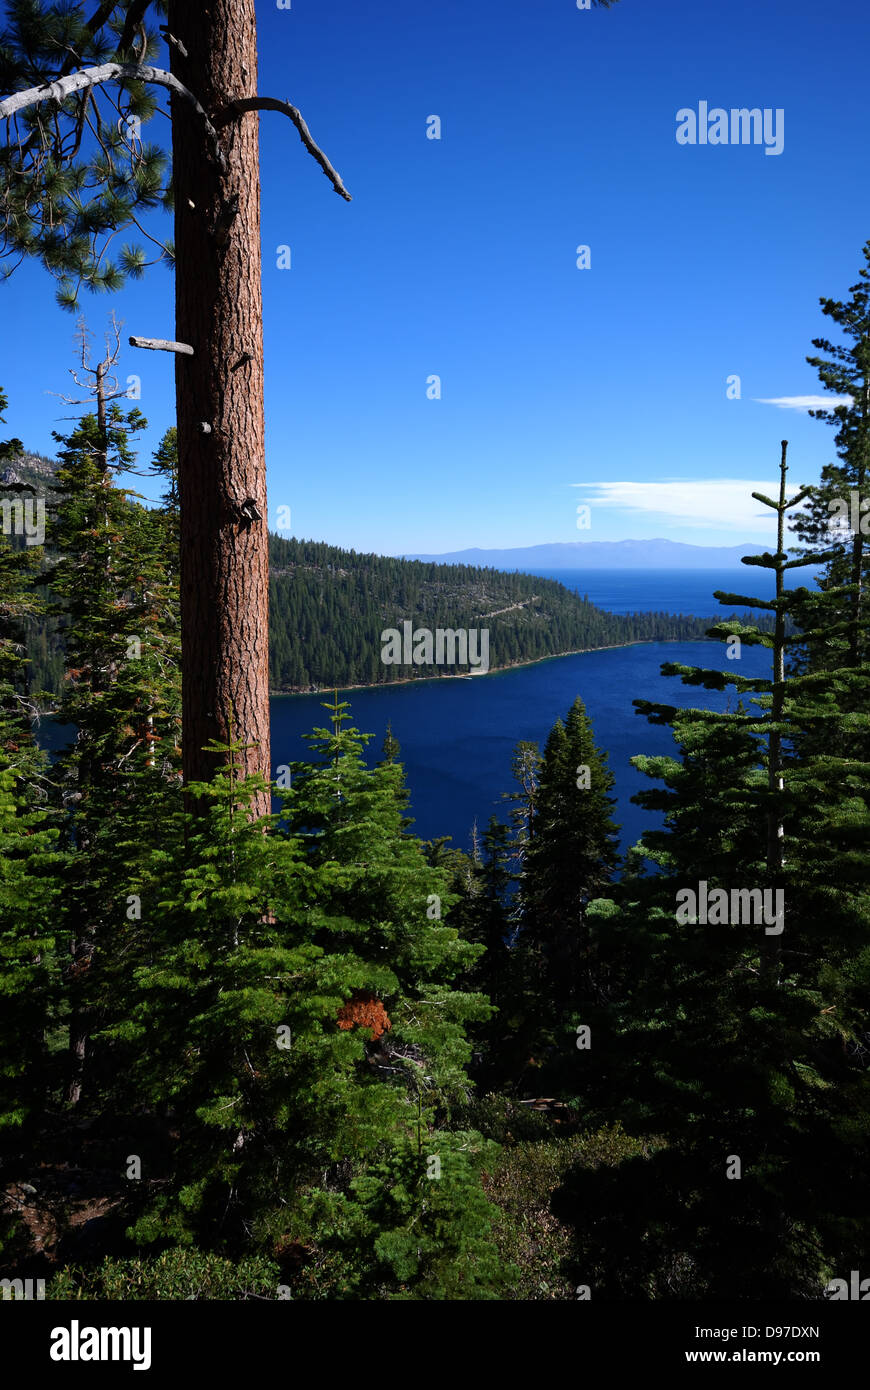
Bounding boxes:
336 992 392 1041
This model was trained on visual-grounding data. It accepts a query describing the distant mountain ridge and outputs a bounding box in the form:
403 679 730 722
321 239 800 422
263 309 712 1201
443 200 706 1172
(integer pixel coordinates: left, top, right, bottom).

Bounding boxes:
401 539 761 570
267 536 755 692
7 441 769 697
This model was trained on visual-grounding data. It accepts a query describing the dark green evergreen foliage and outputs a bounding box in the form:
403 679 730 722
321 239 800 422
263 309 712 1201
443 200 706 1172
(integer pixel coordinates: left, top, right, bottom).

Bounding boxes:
23 510 761 700
268 534 759 691
432 702 623 1098
49 408 179 779
48 1249 281 1300
13 424 177 702
433 816 516 1090
1 441 65 698
2 428 865 1295
522 700 620 986
785 239 870 829
0 389 62 1157
46 407 181 1106
379 719 400 765
0 383 22 461
0 1 172 311
506 698 620 1092
3 254 869 1299
1 439 68 697
280 701 503 1295
0 385 41 742
1 393 504 1295
555 446 870 1299
0 768 62 1147
466 819 514 1002
87 706 503 1297
102 747 323 1252
0 500 50 777
629 704 762 888
790 238 870 672
317 1130 505 1299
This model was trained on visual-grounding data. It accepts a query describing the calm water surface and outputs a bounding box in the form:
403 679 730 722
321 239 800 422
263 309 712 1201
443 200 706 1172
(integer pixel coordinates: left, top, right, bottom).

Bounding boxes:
272 638 771 855
42 570 787 856
512 567 791 615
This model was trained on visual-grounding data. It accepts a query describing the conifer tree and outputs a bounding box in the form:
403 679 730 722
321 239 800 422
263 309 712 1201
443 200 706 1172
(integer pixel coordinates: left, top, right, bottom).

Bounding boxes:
556 445 870 1298
0 388 49 790
280 699 502 1295
47 391 182 1104
0 390 64 1176
791 239 870 670
380 719 400 765
0 767 62 1149
440 815 514 1089
512 697 620 1086
104 702 502 1296
1 1 352 810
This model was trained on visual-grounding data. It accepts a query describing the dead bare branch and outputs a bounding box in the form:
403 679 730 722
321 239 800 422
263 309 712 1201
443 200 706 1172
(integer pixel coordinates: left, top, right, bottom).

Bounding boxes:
0 63 226 170
129 336 194 355
214 96 351 201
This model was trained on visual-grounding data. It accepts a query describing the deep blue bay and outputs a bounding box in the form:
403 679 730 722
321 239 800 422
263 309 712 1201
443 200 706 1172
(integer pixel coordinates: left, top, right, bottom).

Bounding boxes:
273 568 782 855
39 568 791 855
509 566 781 616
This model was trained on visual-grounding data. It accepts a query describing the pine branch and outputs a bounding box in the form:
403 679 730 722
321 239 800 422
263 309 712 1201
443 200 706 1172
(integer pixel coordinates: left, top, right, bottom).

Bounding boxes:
214 96 351 201
0 63 225 170
55 4 139 79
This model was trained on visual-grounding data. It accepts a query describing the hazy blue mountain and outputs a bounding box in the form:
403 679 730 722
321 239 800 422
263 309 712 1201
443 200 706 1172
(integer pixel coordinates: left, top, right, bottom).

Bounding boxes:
400 539 761 570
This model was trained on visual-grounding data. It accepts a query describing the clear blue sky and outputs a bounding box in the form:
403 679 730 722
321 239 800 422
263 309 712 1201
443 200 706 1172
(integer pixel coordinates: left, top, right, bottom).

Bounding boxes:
2 0 868 552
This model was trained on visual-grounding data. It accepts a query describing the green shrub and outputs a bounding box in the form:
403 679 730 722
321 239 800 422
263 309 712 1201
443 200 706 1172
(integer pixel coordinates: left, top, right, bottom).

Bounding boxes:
457 1093 554 1144
47 1249 281 1300
480 1124 654 1300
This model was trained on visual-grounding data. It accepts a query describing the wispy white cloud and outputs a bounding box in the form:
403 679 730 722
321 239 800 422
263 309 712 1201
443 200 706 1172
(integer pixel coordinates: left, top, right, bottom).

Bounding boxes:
754 394 852 411
570 478 805 533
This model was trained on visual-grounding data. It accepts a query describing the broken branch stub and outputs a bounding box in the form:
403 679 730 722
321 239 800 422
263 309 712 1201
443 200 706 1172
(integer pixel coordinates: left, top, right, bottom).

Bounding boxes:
129 336 194 355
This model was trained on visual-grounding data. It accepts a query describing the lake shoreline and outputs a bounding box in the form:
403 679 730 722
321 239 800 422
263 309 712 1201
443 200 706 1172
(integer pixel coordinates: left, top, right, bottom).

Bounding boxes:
269 637 773 851
269 635 718 698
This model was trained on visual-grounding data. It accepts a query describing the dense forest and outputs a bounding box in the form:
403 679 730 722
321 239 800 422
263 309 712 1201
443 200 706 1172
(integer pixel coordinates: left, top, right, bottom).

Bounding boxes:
0 0 868 1322
6 458 754 701
1 449 64 695
268 536 755 691
1 241 869 1302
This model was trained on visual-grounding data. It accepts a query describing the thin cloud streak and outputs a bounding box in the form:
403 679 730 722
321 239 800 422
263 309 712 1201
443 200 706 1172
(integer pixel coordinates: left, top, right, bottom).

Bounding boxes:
754 395 853 411
570 478 808 533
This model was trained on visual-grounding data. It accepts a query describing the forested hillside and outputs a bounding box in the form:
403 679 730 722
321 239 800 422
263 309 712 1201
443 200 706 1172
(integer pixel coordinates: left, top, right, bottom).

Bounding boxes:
268 535 754 690
1 0 868 1338
1 377 867 1304
16 494 756 700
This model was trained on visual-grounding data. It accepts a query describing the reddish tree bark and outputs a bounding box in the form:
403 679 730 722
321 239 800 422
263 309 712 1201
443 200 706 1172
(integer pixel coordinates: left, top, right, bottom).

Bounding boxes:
168 0 271 815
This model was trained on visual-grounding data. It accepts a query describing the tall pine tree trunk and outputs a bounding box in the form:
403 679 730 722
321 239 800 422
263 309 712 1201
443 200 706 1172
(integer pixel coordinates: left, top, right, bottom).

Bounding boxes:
168 1 271 815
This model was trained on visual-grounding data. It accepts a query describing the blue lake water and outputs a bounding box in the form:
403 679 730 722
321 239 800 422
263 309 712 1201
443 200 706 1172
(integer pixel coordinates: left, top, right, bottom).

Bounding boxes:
511 567 786 616
43 569 795 858
273 639 771 857
271 568 794 854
